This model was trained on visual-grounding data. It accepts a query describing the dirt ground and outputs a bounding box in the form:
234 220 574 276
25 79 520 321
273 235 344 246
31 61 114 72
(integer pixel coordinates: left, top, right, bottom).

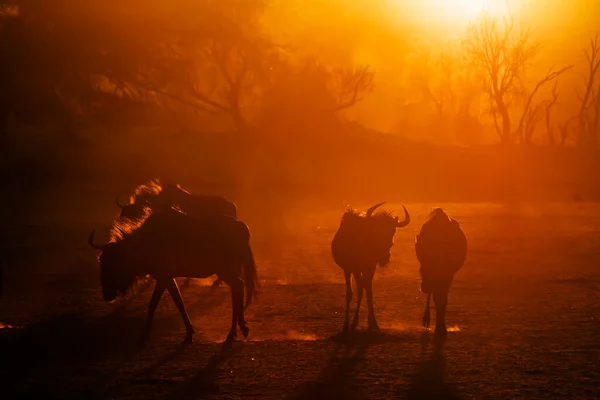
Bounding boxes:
1 201 600 399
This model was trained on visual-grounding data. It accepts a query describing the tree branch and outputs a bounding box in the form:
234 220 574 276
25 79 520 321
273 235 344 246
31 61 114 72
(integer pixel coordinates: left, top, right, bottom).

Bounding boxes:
335 65 374 111
514 65 573 140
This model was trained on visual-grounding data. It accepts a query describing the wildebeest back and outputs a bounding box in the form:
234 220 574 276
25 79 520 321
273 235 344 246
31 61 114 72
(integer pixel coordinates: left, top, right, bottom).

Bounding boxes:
415 218 467 273
120 211 249 278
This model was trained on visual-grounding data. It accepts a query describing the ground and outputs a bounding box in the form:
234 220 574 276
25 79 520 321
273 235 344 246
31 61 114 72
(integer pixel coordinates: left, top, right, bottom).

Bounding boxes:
1 201 600 399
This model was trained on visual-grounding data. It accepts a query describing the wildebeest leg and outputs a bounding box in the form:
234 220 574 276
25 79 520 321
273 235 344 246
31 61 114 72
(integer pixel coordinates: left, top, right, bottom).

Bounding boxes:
224 278 245 342
210 278 222 292
422 293 431 328
342 271 352 333
433 290 448 335
233 278 249 339
165 279 195 343
364 267 380 331
351 272 364 331
143 280 166 342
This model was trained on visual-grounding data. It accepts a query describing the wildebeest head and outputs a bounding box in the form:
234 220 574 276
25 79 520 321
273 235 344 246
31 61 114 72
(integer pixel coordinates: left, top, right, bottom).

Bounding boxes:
335 202 410 267
89 231 139 302
366 202 410 266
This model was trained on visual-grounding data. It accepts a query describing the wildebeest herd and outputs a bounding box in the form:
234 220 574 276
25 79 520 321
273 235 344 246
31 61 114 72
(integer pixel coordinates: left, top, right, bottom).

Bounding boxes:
88 179 467 343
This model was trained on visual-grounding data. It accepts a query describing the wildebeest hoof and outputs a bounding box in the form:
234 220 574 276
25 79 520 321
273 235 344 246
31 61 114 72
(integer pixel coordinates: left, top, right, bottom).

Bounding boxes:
422 314 431 329
434 326 448 337
225 331 237 342
183 332 194 344
241 325 250 339
368 323 381 332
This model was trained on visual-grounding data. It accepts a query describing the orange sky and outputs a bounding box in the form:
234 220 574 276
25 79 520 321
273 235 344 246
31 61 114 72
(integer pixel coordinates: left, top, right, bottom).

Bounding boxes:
260 0 599 139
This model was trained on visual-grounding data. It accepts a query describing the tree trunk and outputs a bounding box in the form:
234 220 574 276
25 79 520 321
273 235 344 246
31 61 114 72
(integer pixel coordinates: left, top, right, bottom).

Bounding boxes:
231 106 249 133
496 95 512 144
577 115 588 147
593 91 600 148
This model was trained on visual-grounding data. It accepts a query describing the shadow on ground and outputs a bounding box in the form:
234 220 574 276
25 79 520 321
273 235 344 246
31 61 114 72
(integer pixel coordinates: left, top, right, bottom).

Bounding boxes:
288 330 416 400
405 332 464 400
0 282 227 398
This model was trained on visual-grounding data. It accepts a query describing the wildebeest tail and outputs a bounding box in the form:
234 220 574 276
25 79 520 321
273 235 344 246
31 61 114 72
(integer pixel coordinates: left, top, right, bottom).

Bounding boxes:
243 244 259 309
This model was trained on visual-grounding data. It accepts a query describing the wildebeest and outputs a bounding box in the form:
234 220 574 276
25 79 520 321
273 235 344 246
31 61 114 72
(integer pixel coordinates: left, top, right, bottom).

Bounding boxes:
331 202 410 333
415 208 467 335
116 180 237 222
116 180 237 289
88 208 259 343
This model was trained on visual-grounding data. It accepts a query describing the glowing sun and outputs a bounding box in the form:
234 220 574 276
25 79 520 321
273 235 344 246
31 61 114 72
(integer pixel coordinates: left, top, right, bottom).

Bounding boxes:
428 0 491 21
386 0 514 31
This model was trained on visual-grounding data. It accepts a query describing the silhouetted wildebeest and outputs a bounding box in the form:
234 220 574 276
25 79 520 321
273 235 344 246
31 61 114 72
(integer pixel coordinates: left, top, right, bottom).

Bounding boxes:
88 209 259 343
331 202 410 333
116 180 237 289
415 208 467 335
116 180 237 221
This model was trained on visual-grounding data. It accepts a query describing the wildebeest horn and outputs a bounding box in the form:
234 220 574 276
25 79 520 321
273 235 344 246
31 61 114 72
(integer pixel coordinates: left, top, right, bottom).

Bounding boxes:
116 195 128 208
366 202 386 217
88 231 105 250
396 205 410 227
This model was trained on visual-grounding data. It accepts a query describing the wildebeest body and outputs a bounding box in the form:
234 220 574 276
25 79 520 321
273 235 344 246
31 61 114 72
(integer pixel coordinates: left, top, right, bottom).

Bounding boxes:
414 208 467 334
331 202 410 333
113 213 248 279
91 210 258 343
116 180 237 289
415 214 467 292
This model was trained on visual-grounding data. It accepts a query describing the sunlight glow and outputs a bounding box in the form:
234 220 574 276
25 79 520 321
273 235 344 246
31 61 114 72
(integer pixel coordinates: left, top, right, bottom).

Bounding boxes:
386 0 519 32
427 0 491 21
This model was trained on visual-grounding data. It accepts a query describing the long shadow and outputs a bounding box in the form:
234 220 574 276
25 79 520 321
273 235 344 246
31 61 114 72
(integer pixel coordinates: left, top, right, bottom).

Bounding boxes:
405 332 463 400
95 340 194 400
0 309 147 397
289 330 415 400
0 282 228 398
158 340 243 400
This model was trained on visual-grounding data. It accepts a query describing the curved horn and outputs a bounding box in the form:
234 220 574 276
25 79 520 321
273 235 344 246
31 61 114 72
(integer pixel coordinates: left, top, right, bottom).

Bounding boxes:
366 202 386 217
88 231 105 250
396 205 410 227
116 195 128 209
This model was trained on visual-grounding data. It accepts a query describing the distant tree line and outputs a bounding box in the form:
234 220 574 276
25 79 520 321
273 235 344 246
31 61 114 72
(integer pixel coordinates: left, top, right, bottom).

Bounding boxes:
0 2 598 152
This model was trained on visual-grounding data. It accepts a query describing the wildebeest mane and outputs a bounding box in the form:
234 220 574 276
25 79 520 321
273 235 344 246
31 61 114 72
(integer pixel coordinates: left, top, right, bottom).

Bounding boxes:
109 205 152 242
104 205 167 297
343 207 397 221
130 179 163 204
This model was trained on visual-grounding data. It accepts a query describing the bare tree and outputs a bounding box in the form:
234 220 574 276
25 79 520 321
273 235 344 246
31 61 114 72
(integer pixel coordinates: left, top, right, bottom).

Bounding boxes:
593 81 600 145
516 66 573 144
577 33 600 147
558 116 577 147
406 46 454 116
464 12 572 145
331 65 375 111
544 80 560 145
463 12 536 143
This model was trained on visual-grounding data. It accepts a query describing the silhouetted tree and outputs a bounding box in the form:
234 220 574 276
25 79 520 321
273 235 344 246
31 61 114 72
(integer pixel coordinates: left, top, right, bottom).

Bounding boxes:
544 81 560 145
577 33 600 147
463 12 571 145
517 66 573 145
97 0 275 133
